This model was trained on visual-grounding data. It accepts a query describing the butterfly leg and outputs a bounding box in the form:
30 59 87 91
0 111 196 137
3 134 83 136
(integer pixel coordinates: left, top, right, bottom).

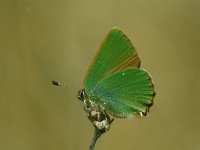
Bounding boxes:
83 99 114 134
93 108 114 133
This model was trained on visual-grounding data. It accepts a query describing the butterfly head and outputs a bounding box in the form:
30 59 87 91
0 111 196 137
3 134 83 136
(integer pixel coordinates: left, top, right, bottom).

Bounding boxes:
77 89 87 101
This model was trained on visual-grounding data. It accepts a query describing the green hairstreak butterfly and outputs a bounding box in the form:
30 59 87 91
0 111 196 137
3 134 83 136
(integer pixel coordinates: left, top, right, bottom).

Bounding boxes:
77 27 155 132
52 27 155 149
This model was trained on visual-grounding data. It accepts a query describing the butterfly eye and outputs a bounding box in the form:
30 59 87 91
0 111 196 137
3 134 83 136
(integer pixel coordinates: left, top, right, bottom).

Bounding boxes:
77 89 85 101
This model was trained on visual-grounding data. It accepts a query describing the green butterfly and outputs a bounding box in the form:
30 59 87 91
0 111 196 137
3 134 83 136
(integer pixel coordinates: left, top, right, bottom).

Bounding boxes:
77 27 155 132
52 27 155 149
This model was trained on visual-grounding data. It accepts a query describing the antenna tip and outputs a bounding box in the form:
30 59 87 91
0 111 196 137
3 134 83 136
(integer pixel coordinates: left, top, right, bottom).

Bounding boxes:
51 80 61 86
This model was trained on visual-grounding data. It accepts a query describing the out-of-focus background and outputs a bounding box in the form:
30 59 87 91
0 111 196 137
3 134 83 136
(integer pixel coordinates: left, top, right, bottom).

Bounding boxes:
1 0 200 150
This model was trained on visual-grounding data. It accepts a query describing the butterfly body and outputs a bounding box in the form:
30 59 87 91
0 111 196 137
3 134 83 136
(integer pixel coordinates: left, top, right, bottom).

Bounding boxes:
77 89 113 132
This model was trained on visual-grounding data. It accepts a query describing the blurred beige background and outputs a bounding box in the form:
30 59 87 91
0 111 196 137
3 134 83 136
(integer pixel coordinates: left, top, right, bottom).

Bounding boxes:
1 0 200 150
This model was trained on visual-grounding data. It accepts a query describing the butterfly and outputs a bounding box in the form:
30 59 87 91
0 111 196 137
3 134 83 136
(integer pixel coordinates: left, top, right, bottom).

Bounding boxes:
76 27 155 132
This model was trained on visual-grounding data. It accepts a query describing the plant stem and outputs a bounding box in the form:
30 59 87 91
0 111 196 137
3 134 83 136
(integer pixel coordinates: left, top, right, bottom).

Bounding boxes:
89 128 102 150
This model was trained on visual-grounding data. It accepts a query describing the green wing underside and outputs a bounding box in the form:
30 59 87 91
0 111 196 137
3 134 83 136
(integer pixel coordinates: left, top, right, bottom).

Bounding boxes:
88 69 154 118
85 27 140 93
84 27 154 118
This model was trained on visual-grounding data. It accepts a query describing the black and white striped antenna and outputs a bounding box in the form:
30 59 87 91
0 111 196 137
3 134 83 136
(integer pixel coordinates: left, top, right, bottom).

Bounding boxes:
51 80 78 91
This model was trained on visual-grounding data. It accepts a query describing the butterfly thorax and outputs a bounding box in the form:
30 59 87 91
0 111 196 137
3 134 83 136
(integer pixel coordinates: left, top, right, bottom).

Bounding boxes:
77 89 114 133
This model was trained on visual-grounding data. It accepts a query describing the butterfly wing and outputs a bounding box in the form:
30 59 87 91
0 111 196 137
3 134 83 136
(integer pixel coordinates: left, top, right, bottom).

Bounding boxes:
84 27 155 118
84 27 141 94
87 68 155 118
